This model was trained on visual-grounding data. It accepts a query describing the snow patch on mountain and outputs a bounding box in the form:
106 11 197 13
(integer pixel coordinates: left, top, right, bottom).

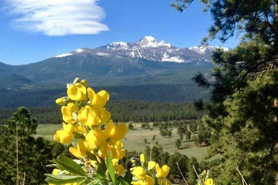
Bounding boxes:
55 53 73 58
107 42 128 50
96 52 109 56
161 53 185 63
76 48 84 53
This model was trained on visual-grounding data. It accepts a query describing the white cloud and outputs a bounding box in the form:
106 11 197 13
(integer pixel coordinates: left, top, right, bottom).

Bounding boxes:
5 0 109 36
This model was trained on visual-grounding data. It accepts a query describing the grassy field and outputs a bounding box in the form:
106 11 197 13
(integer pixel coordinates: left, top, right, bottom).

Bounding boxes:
35 123 209 160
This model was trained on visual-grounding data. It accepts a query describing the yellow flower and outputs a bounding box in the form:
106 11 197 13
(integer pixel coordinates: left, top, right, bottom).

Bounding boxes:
61 103 78 124
158 179 171 185
78 105 101 126
116 148 126 160
204 178 214 185
131 166 146 179
132 175 155 185
52 169 61 175
69 140 88 158
77 121 128 159
143 175 155 185
110 141 126 160
156 164 170 178
131 181 142 185
49 169 79 185
140 154 146 164
148 161 156 170
55 97 68 105
67 83 87 101
54 123 74 144
112 159 124 175
103 120 128 145
87 88 109 108
85 128 106 150
74 125 86 134
78 105 111 126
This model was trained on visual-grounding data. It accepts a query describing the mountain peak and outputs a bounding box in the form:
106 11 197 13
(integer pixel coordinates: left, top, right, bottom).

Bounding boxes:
138 36 171 48
142 36 157 42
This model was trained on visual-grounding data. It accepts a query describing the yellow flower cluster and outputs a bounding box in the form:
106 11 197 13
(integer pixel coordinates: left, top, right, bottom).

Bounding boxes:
130 154 171 185
54 78 128 166
51 78 172 185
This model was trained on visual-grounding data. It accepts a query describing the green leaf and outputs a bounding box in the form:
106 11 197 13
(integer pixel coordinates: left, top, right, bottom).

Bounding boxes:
106 152 116 185
118 177 130 185
46 164 57 168
73 131 85 139
77 178 87 185
45 174 87 184
53 156 86 176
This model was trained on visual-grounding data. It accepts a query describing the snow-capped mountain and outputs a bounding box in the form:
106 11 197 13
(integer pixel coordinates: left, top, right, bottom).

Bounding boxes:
0 36 223 93
54 36 229 63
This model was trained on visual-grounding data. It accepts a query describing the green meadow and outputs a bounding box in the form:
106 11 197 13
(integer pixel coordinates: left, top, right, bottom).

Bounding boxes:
35 123 208 160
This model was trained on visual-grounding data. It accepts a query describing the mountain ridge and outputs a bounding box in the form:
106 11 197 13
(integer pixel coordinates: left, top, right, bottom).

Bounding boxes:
51 36 228 64
0 36 221 107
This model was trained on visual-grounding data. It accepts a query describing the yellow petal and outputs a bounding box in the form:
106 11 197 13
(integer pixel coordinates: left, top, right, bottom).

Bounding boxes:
86 128 105 149
54 130 73 144
158 179 171 185
114 164 124 175
55 97 67 105
140 154 146 164
110 123 128 143
148 161 156 170
78 106 102 126
103 120 114 137
117 149 126 160
144 175 155 185
69 140 88 158
67 83 86 101
131 181 142 185
109 145 118 159
62 122 74 133
52 169 61 175
61 103 78 124
204 178 214 185
91 90 109 108
156 164 170 178
100 108 111 124
131 166 146 179
116 141 124 149
87 87 96 102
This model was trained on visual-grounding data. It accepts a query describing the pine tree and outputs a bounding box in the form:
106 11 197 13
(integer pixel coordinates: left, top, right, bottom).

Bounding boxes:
171 0 278 184
0 107 67 184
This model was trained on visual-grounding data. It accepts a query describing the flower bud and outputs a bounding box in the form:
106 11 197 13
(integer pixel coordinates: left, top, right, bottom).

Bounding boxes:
81 79 87 86
55 97 68 105
140 153 146 164
156 164 170 178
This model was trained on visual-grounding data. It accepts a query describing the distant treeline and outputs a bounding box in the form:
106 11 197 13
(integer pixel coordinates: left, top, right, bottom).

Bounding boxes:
0 101 202 124
0 83 210 108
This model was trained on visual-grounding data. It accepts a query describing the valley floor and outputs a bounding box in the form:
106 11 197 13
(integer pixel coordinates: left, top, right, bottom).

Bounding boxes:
35 123 209 160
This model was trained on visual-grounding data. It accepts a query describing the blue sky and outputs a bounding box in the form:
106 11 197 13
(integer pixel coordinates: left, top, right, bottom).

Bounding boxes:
0 0 240 65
